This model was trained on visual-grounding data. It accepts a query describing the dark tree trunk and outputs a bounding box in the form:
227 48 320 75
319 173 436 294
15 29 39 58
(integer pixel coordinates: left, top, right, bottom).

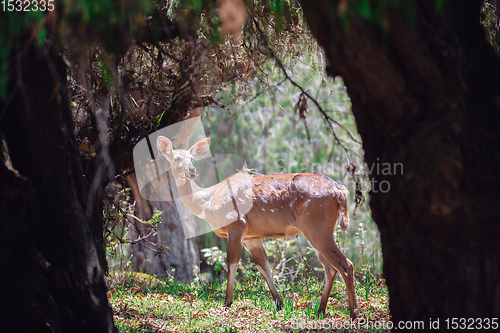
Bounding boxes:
83 157 111 275
89 180 110 275
0 34 116 332
301 0 500 326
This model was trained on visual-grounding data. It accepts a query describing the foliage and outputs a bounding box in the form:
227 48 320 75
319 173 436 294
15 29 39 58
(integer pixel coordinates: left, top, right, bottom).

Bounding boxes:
201 246 228 272
482 0 500 55
0 0 154 99
106 271 164 290
0 10 46 99
104 186 170 273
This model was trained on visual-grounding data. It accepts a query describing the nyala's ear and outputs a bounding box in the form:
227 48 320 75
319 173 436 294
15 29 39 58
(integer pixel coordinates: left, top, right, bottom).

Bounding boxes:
188 138 211 158
157 136 173 161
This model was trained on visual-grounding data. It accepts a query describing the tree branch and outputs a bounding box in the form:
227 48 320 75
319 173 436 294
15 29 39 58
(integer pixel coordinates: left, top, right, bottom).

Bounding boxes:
250 16 362 163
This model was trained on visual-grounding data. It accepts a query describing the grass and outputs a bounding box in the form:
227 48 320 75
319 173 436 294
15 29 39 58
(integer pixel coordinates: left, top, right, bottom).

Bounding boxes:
106 271 390 332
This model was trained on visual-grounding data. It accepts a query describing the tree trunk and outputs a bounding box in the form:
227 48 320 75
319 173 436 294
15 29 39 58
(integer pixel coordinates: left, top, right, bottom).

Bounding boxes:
301 0 500 326
0 34 116 332
126 173 199 282
83 157 111 275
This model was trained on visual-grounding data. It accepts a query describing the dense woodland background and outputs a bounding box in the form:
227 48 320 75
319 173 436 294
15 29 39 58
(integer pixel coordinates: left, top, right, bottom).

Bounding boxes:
1 0 500 332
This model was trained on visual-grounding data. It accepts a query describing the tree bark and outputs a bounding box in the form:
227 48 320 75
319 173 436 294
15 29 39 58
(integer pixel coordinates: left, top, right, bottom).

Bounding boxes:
1 34 116 332
301 0 500 326
81 156 112 275
126 173 199 282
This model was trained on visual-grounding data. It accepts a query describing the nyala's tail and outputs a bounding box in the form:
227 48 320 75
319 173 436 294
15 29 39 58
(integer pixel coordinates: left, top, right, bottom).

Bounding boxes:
337 185 350 234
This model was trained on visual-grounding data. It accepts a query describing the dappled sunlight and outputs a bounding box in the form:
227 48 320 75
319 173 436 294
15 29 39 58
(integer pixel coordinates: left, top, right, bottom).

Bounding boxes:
108 276 390 332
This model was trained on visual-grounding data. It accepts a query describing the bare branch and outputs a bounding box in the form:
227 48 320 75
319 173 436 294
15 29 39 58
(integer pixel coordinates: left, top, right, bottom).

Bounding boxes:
250 15 362 162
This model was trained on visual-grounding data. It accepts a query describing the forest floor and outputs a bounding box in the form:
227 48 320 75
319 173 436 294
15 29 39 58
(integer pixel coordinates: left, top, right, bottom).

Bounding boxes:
106 271 390 332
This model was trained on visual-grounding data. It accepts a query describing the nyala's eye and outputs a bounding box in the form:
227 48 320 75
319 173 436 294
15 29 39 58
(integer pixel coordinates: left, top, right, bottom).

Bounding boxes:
174 157 180 162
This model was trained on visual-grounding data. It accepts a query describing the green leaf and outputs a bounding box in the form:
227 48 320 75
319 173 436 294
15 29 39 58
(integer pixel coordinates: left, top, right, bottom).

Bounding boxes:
193 0 202 12
358 0 372 20
0 37 10 101
435 0 446 12
101 61 113 86
37 28 47 46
